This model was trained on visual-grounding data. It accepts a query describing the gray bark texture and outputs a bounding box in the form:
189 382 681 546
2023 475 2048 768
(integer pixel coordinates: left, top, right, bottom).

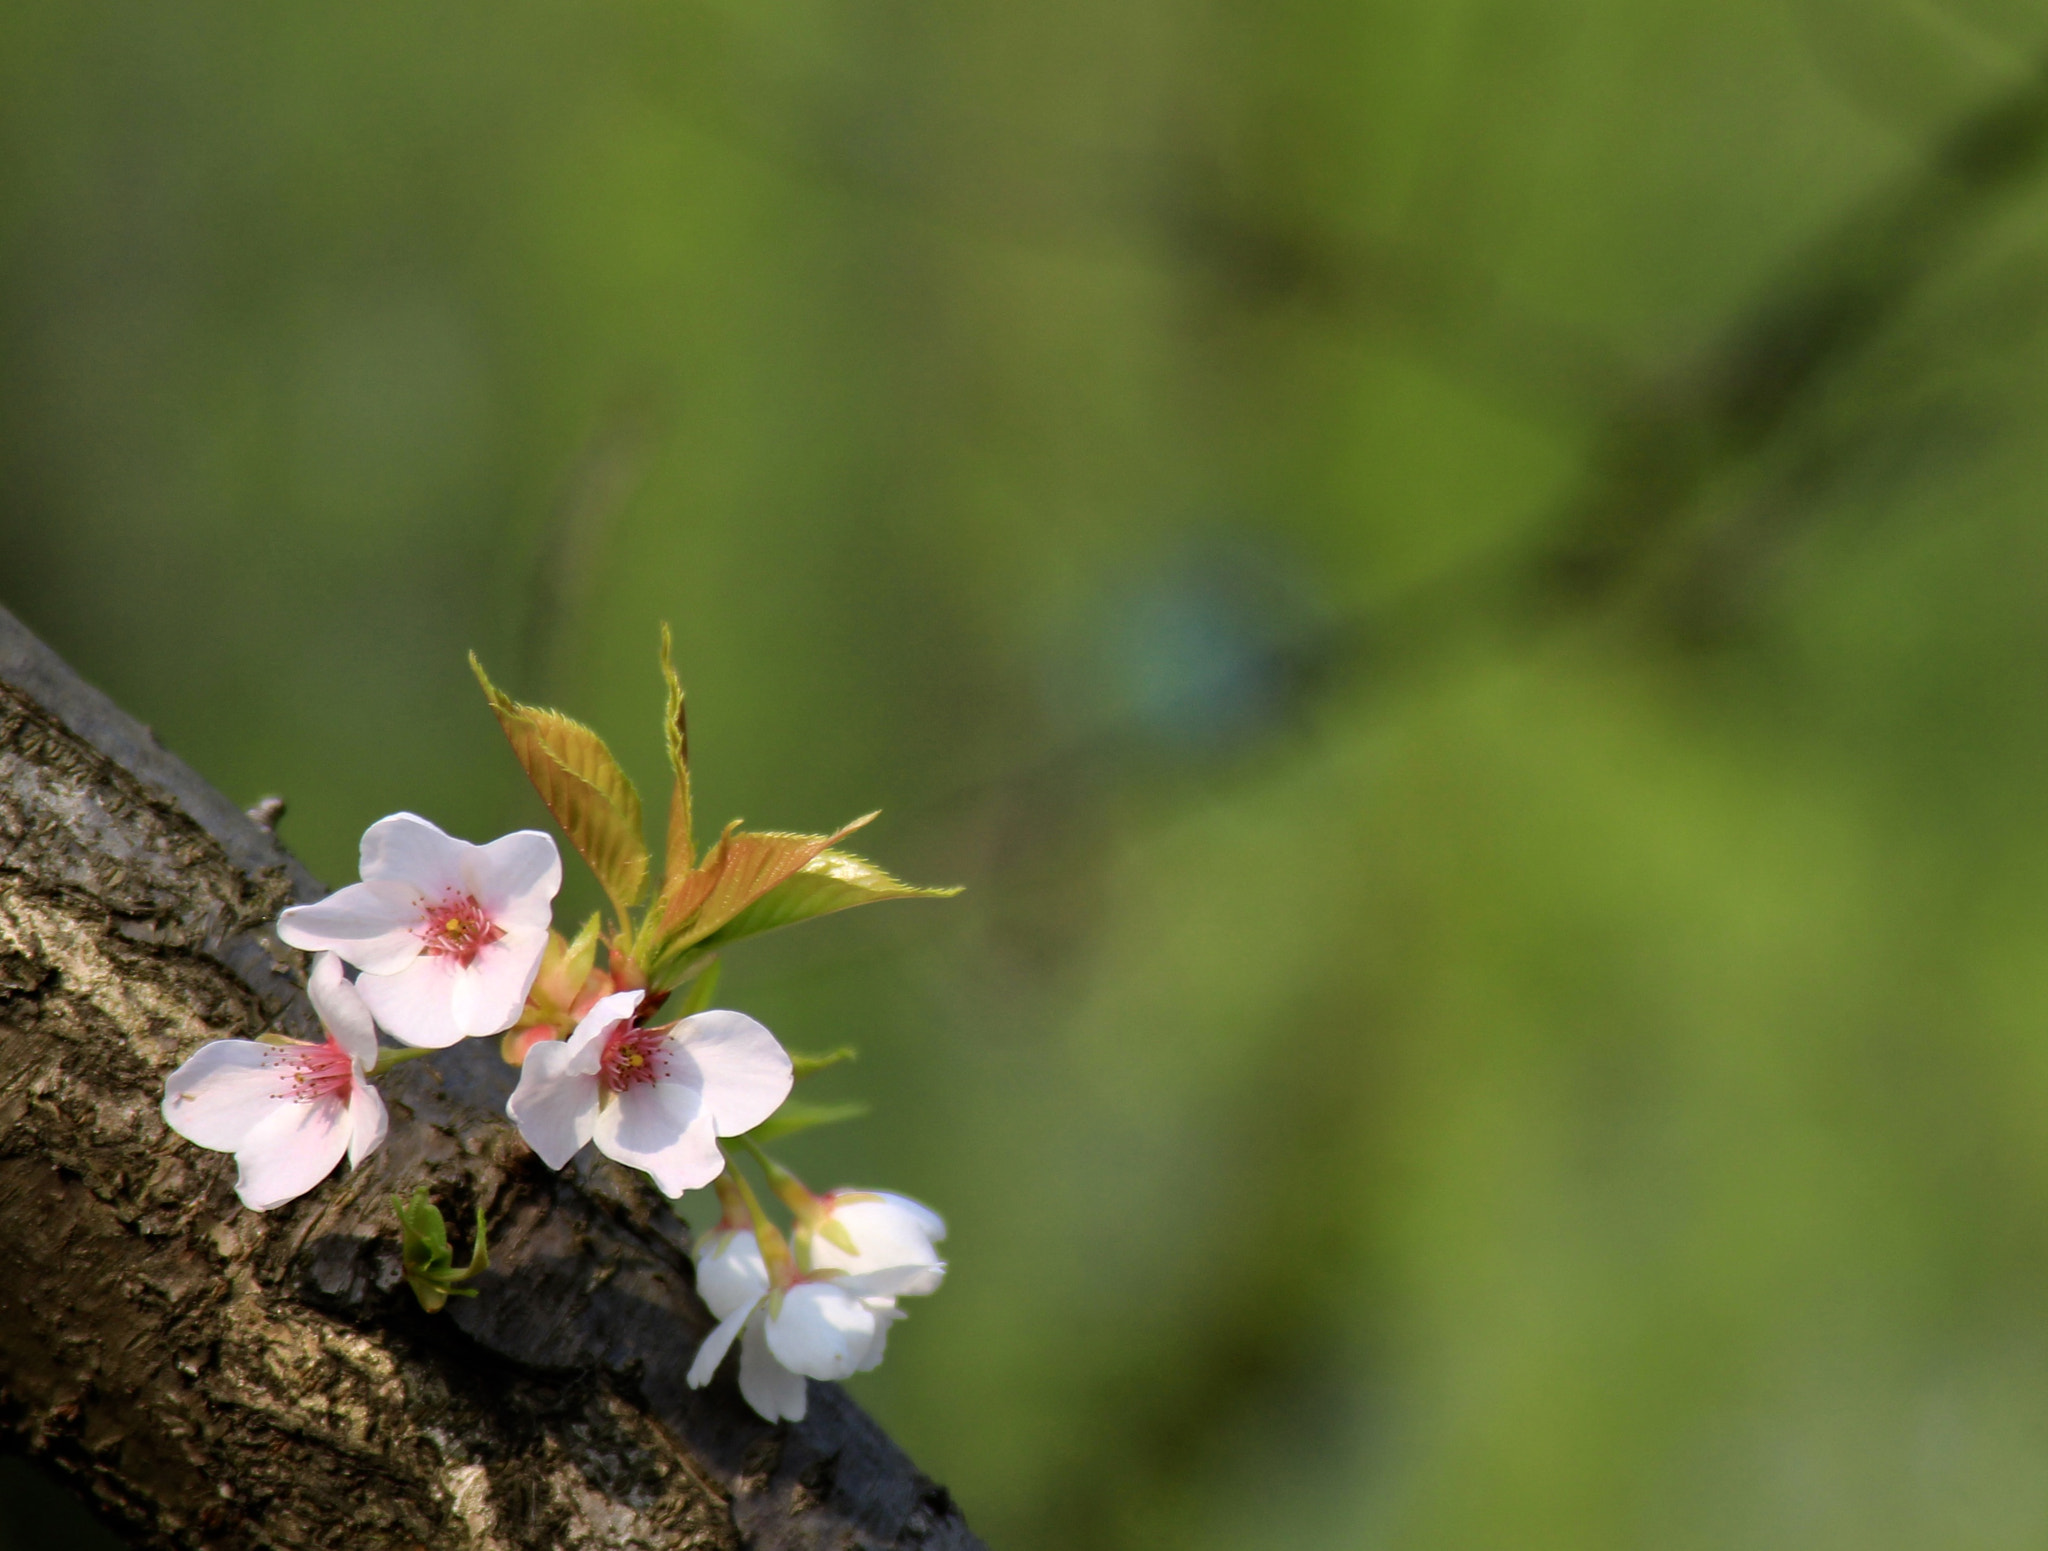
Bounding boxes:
0 607 983 1551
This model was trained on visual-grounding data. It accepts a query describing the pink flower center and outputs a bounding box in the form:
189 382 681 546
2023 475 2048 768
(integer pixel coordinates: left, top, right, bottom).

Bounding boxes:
276 1038 355 1103
599 1020 671 1093
419 892 504 967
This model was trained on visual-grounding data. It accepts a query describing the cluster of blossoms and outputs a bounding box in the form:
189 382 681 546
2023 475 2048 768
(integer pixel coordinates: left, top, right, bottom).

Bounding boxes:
158 639 954 1423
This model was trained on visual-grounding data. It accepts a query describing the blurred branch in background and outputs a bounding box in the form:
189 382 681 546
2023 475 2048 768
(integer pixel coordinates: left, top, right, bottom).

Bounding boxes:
1162 170 1652 432
1533 43 2048 624
652 4 2048 622
1192 45 2048 649
913 40 2048 849
648 0 1638 430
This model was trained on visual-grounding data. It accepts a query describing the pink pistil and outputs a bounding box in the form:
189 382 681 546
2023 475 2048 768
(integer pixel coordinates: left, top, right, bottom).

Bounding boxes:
419 893 505 967
599 1020 671 1093
277 1038 355 1103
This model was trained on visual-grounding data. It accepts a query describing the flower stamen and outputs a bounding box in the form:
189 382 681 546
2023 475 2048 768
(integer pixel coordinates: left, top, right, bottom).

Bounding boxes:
599 1020 671 1093
275 1038 356 1103
419 893 505 967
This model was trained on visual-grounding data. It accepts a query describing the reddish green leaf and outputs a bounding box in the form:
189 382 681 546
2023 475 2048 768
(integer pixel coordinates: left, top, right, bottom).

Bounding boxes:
472 654 649 920
655 814 873 943
695 847 960 952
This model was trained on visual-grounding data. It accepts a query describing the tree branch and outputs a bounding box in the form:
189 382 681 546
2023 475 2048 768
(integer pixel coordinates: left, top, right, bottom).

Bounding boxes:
0 606 980 1551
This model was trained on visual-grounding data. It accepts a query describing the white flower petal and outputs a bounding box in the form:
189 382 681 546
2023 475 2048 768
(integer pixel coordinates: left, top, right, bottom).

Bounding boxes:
565 990 645 1057
671 1011 792 1136
593 1082 722 1198
601 1068 702 1150
808 1195 947 1292
462 829 562 929
307 953 381 1067
856 1303 906 1373
347 1076 388 1169
277 880 424 975
687 1300 757 1389
446 928 548 1037
358 812 467 893
738 1312 808 1422
233 1095 351 1211
356 956 466 1048
162 1042 291 1152
506 1041 600 1169
833 1263 946 1300
695 1230 771 1320
766 1282 879 1381
863 1191 947 1244
866 1260 945 1296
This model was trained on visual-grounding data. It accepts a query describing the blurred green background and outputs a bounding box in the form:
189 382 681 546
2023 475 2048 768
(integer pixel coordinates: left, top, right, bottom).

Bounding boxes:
10 1 2048 1546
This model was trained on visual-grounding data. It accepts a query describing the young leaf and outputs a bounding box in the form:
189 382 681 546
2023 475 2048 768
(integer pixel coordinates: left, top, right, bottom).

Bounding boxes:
659 624 694 878
650 817 741 939
463 1205 490 1281
396 1186 450 1264
394 1188 489 1313
656 814 876 944
695 848 961 952
790 1045 857 1079
560 911 605 984
742 1099 870 1144
470 654 649 921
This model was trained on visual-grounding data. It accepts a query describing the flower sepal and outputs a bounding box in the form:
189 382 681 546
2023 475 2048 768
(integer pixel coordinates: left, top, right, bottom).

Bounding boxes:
748 1147 860 1257
500 915 616 1067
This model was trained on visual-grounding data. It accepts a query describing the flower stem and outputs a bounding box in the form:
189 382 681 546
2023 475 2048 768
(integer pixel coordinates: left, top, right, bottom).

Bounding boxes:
718 1159 794 1289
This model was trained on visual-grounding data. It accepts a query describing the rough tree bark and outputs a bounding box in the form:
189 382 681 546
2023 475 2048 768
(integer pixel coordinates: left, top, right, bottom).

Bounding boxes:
0 607 982 1551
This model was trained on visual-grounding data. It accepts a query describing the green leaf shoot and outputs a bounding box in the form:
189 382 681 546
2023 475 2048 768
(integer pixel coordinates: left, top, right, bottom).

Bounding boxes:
394 1187 490 1314
790 1046 857 1079
741 1099 870 1143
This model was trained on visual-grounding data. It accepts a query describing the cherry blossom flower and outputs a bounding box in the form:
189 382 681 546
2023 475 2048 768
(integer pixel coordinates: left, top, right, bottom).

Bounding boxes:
686 1199 946 1422
276 813 561 1048
160 953 389 1211
505 990 792 1197
802 1191 948 1296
